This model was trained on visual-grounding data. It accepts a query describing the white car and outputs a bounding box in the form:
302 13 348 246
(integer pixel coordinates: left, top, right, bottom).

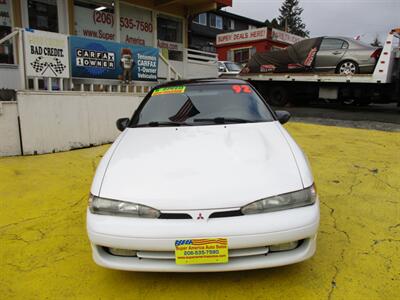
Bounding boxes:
87 79 320 272
218 61 242 77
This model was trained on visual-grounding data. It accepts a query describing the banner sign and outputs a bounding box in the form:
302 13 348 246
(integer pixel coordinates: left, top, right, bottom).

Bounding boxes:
271 29 304 45
69 36 158 81
120 4 154 46
24 29 70 78
216 28 268 46
74 5 115 41
74 4 154 46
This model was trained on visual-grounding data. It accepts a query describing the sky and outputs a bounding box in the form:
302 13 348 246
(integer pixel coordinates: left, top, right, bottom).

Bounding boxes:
224 0 400 44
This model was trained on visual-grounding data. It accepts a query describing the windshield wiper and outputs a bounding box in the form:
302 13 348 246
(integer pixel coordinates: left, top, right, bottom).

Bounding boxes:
193 117 256 124
134 121 192 127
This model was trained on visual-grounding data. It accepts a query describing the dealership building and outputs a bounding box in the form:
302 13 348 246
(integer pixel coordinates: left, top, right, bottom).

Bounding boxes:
0 0 231 157
0 0 232 91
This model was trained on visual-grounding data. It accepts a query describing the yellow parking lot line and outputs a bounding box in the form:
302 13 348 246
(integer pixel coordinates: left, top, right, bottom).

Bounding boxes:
1 123 399 300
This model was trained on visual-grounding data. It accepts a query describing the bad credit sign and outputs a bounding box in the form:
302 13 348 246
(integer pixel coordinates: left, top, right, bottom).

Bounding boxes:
24 29 70 78
216 27 268 46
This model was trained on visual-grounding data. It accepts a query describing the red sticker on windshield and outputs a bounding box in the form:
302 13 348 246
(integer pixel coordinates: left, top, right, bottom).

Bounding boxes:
232 85 252 94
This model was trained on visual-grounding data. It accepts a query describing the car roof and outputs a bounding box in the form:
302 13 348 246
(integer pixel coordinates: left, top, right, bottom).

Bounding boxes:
321 36 374 48
153 78 248 89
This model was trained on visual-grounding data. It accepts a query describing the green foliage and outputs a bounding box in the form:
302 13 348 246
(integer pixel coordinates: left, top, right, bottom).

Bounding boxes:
264 18 282 30
277 0 309 37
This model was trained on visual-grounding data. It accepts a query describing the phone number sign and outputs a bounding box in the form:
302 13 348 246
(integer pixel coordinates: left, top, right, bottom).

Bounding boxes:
74 4 154 46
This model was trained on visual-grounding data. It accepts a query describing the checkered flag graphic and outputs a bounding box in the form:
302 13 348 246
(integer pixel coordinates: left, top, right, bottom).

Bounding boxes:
49 58 66 74
31 57 66 76
31 57 46 73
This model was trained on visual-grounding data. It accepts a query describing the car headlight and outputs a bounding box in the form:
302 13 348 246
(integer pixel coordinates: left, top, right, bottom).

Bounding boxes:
89 195 160 218
241 184 317 215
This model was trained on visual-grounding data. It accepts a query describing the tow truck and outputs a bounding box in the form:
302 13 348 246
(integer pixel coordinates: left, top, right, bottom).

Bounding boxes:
238 29 400 107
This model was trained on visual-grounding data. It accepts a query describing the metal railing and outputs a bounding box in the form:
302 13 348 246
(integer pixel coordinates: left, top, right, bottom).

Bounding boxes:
185 48 218 65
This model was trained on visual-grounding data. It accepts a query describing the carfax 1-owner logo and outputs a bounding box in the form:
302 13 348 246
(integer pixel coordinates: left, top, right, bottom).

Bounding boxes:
75 47 116 76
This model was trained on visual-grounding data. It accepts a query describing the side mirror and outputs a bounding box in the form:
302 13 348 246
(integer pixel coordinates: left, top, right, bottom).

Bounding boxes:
116 118 130 131
275 110 291 124
218 66 225 72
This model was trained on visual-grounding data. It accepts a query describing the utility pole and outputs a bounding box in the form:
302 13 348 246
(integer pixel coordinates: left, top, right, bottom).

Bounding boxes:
285 17 288 33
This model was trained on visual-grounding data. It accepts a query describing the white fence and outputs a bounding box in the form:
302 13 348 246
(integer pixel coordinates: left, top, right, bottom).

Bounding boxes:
0 92 143 156
0 101 20 156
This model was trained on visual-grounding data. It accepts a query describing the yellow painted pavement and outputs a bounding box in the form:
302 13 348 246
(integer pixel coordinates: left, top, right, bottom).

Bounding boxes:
0 123 399 300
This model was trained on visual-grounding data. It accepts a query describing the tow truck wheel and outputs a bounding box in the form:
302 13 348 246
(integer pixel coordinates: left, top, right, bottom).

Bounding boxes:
268 87 290 106
337 61 359 75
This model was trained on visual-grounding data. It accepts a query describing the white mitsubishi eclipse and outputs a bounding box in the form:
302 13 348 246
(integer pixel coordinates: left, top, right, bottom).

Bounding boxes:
87 78 320 272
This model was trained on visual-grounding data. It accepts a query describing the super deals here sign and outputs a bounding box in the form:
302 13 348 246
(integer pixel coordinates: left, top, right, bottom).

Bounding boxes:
24 29 70 78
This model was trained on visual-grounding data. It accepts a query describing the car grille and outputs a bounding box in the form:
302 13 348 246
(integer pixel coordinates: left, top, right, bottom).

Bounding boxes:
158 209 243 219
209 209 243 218
102 240 305 260
158 213 192 219
136 246 270 260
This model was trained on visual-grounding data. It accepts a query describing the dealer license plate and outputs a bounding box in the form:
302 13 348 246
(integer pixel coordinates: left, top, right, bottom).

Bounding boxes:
175 238 228 265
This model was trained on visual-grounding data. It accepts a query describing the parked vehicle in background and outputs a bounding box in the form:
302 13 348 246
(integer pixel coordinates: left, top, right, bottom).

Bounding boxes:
218 61 242 77
314 37 381 75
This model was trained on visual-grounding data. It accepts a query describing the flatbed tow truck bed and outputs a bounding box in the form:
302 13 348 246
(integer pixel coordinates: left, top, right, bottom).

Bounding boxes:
238 30 400 106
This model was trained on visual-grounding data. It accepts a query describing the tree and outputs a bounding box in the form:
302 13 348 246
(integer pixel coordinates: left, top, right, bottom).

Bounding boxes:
278 0 309 37
370 36 382 47
265 18 282 30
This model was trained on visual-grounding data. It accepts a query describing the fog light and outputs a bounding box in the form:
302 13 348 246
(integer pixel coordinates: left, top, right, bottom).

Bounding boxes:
107 248 137 257
269 241 299 252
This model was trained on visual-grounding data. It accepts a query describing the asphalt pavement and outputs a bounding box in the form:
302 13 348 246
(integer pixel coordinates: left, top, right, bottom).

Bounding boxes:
272 103 400 131
1 123 399 300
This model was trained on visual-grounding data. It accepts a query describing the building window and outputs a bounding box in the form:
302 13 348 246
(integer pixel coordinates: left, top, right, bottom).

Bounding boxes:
232 47 256 64
193 13 207 26
157 15 182 44
209 14 222 29
28 0 59 32
0 0 14 64
248 25 256 30
229 19 235 30
157 14 183 61
74 0 115 41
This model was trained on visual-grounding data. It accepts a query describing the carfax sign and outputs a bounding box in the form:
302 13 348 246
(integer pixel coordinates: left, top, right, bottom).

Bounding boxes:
69 36 158 81
24 29 70 78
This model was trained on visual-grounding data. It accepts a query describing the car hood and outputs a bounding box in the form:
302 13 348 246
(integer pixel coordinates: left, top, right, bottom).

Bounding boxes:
99 122 304 210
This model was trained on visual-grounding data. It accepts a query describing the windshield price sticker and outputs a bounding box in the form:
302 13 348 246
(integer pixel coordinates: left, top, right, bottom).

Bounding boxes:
152 86 186 96
232 85 252 94
175 238 228 265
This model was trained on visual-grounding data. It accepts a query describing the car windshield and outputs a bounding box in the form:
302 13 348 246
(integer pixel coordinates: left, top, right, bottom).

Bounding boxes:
225 62 242 72
131 84 274 126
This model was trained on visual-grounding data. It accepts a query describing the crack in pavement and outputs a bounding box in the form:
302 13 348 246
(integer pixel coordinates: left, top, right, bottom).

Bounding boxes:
347 180 362 196
353 164 400 192
388 224 400 231
320 200 351 299
0 216 46 232
369 239 400 275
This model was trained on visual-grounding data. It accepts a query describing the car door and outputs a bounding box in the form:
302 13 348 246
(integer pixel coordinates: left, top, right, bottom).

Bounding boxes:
314 38 348 71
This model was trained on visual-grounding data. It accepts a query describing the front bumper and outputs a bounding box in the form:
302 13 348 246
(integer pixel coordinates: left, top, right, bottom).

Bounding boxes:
87 201 319 272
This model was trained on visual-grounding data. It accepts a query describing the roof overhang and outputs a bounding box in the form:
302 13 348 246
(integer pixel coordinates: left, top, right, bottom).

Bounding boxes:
154 0 232 15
